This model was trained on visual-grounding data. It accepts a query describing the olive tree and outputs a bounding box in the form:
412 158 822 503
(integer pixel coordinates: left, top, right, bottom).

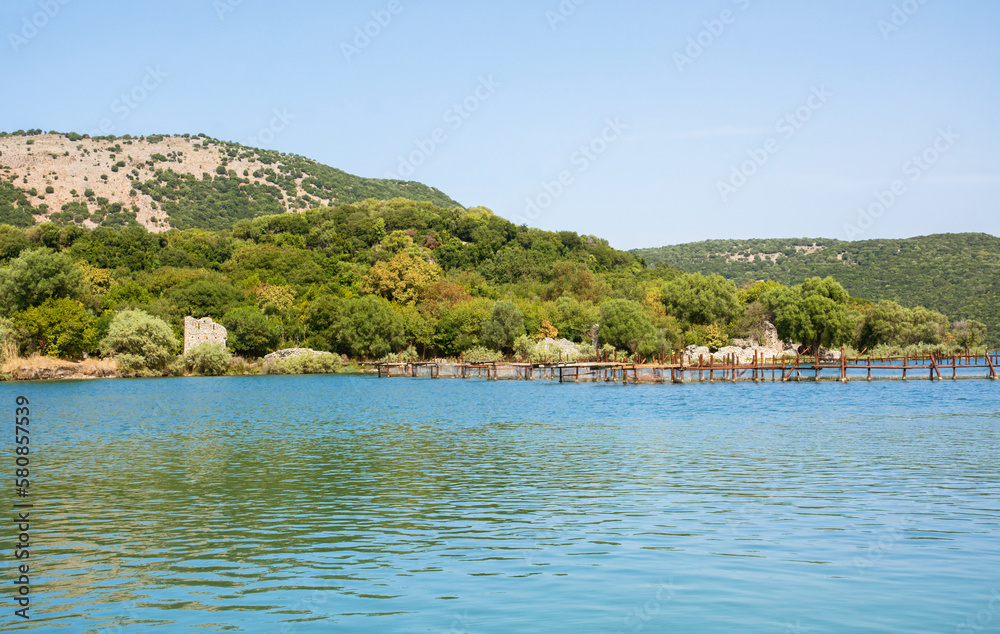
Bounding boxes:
100 309 178 373
0 248 83 314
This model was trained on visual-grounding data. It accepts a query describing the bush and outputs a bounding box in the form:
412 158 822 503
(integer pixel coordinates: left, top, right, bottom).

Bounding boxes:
513 334 535 361
461 346 503 362
535 339 574 362
100 309 178 373
264 352 343 375
380 348 419 363
115 353 150 375
684 324 730 352
185 342 231 376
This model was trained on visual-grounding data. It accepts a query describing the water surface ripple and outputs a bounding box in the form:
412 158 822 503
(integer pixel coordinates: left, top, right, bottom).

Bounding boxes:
4 376 999 632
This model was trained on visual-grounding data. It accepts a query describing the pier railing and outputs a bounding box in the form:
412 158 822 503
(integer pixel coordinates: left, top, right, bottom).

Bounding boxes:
372 348 999 384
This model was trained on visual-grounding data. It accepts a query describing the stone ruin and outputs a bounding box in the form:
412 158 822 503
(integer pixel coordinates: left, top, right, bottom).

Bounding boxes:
183 316 227 354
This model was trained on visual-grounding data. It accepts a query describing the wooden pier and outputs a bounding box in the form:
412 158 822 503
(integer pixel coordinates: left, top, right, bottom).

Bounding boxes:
373 349 1000 385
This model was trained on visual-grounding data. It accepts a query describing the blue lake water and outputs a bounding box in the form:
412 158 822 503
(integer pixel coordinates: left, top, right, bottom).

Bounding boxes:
3 376 1000 633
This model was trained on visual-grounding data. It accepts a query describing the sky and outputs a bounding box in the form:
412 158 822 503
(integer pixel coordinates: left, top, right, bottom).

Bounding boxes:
1 0 998 250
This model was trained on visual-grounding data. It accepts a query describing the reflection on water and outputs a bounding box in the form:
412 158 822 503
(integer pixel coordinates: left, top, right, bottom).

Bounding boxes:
4 376 1000 632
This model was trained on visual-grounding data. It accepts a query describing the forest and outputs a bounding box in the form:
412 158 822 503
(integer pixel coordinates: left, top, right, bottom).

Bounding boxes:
634 233 1000 347
0 198 987 377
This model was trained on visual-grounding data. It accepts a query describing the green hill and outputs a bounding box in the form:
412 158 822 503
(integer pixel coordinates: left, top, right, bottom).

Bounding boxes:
634 233 1000 346
0 130 461 232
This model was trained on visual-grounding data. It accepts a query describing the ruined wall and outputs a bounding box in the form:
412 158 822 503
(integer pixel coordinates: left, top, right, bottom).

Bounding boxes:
183 316 227 354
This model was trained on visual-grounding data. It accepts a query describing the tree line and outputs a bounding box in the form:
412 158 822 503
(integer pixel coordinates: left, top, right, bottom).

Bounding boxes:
0 199 987 375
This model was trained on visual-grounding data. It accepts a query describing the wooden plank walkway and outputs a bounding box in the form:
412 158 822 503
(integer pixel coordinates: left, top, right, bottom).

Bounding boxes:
372 348 1000 384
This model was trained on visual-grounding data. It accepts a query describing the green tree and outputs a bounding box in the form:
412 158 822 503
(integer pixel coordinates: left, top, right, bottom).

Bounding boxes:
306 295 406 359
554 296 600 343
662 272 741 326
953 320 987 348
432 298 493 356
12 298 98 358
480 300 525 353
103 281 152 311
737 280 785 306
166 279 245 320
0 225 30 262
857 301 951 349
222 306 280 357
100 309 179 372
599 299 656 353
360 251 442 305
0 248 83 314
767 277 855 354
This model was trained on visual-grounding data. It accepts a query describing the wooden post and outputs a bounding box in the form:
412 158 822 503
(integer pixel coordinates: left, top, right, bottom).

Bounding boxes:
840 346 847 383
867 356 872 382
987 350 997 380
903 352 908 381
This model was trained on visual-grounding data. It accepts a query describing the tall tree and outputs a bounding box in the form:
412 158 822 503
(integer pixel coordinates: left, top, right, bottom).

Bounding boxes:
766 277 856 354
0 248 83 314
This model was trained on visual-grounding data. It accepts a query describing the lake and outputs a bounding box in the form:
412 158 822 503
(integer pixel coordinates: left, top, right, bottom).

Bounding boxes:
4 375 1000 632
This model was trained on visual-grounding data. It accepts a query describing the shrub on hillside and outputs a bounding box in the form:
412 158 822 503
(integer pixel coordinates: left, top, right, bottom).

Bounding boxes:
184 342 231 376
100 309 178 373
263 352 343 375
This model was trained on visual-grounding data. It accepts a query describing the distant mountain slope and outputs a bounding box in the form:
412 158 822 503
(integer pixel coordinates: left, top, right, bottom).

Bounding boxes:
0 131 461 231
634 233 1000 346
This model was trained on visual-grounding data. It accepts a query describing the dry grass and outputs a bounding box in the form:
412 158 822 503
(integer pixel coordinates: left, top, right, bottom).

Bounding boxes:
0 338 19 364
2 354 118 380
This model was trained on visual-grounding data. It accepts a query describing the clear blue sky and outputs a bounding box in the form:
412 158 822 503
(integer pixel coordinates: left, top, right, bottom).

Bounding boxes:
2 0 998 249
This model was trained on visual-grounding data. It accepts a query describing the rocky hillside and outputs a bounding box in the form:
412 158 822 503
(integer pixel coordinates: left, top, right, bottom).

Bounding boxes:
634 233 1000 346
0 131 460 232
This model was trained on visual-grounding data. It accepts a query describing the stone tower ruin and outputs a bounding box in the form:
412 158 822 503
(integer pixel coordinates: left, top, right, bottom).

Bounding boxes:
183 316 227 354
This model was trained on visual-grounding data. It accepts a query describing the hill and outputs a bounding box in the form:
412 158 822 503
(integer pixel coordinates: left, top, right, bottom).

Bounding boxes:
633 233 1000 346
0 130 461 232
